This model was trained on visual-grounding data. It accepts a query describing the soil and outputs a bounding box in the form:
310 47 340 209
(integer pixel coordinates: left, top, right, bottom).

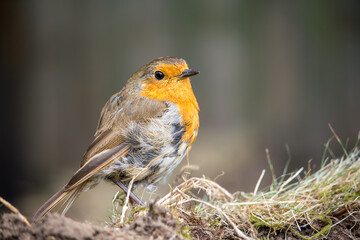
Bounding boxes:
0 204 182 240
1 205 359 239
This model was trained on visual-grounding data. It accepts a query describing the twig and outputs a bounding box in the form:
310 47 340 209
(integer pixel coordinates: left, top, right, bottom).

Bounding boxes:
120 179 134 223
279 144 291 184
0 196 31 226
253 169 265 196
265 149 277 188
328 123 349 158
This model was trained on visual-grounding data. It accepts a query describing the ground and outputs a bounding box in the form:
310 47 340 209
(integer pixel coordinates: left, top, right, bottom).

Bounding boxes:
1 205 359 239
2 148 359 239
0 204 181 240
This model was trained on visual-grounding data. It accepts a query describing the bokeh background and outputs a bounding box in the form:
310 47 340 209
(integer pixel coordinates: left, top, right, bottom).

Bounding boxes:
1 1 359 222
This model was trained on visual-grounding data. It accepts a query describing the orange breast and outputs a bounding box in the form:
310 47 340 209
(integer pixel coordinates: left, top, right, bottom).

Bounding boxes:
140 78 199 145
178 101 199 145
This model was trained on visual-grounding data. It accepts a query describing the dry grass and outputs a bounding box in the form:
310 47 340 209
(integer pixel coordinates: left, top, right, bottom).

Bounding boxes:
113 135 360 239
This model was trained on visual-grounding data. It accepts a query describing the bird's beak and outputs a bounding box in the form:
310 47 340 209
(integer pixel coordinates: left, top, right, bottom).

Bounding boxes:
178 69 200 79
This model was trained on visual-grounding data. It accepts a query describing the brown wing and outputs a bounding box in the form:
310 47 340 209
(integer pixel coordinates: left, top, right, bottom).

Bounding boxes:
72 90 167 189
66 143 130 191
81 129 125 166
82 90 168 166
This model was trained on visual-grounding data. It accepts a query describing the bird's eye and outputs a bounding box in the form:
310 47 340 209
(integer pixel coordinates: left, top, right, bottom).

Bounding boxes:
154 71 165 80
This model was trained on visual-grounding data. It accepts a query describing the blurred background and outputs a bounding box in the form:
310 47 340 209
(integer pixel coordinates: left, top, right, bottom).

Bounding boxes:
1 1 359 222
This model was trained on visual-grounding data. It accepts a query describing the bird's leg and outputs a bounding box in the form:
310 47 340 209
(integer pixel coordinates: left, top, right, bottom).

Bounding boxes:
110 177 145 206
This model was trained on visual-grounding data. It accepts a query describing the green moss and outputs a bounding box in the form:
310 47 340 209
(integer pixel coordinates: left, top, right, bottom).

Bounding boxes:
178 225 192 239
290 216 332 239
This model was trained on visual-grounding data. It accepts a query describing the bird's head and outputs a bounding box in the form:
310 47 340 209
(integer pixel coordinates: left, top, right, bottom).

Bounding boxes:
128 57 199 106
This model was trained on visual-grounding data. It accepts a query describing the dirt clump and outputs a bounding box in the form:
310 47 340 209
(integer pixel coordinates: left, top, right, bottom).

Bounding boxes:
0 213 126 240
0 204 182 240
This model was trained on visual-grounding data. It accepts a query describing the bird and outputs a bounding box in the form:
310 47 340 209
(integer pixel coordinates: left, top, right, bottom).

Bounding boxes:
33 57 199 221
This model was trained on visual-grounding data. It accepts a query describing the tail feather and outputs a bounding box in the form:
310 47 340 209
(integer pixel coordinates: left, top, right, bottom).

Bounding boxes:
33 142 130 221
61 187 81 216
33 186 80 221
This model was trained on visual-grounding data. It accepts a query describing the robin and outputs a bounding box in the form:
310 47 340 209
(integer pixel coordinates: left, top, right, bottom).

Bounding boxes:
33 57 199 221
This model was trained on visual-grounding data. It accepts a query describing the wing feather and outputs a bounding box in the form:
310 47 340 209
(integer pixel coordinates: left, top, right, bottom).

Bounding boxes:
66 143 130 191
